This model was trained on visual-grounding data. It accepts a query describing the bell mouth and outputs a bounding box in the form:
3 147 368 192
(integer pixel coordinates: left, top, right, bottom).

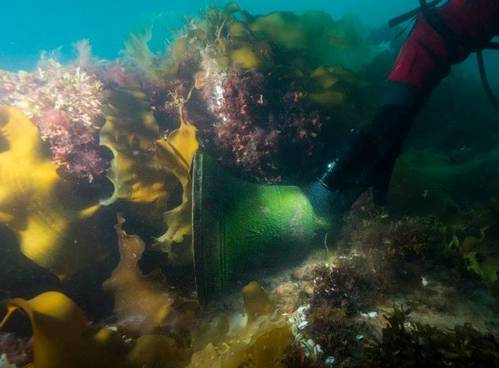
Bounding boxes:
192 152 327 304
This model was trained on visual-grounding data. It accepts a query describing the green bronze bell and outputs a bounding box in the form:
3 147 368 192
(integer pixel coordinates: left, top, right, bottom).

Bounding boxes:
191 153 329 303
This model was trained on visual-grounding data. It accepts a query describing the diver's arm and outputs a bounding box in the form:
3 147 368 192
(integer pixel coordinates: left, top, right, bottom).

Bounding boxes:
313 0 499 215
388 0 499 95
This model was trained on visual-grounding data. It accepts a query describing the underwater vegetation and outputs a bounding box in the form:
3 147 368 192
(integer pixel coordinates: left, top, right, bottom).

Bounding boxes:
283 194 499 368
439 203 499 287
121 2 378 183
0 34 199 277
0 223 297 368
0 334 32 367
0 106 105 277
365 307 499 368
2 205 498 368
1 2 499 368
100 84 198 255
0 52 109 183
102 214 177 335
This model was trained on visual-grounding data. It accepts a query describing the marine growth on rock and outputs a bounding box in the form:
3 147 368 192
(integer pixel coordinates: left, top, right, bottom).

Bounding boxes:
0 58 109 182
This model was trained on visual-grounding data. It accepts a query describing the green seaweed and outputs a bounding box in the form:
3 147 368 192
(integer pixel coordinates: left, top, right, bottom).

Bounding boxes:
437 205 499 288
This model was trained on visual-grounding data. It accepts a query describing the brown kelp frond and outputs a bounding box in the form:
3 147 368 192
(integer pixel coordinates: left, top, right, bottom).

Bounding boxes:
0 292 127 368
188 281 293 368
154 89 198 252
103 214 177 335
99 88 169 206
1 281 298 368
0 106 105 278
0 290 193 368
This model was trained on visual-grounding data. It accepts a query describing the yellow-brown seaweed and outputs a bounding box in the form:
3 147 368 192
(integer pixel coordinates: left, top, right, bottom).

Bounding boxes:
0 281 293 368
100 89 171 207
0 291 194 368
100 87 199 260
188 282 292 368
0 292 128 368
155 90 199 253
103 214 173 334
0 106 104 278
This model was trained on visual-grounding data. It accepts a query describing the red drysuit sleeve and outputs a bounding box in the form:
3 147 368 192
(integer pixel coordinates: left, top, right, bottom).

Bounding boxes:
388 0 499 91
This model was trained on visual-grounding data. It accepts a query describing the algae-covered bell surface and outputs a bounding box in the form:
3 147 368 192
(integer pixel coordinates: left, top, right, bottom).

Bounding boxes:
1 2 499 368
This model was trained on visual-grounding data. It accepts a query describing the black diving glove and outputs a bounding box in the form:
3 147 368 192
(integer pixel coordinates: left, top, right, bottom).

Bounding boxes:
307 103 416 218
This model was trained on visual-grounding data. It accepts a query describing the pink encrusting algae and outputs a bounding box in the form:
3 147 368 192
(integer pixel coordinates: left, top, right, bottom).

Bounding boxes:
0 58 109 182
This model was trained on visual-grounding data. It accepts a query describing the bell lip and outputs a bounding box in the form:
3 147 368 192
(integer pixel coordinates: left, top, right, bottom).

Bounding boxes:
191 152 223 305
192 152 324 304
